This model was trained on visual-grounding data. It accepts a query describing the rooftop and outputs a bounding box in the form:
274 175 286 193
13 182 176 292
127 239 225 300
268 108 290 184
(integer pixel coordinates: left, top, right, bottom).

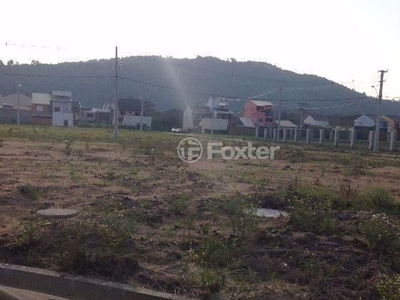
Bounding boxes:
250 100 274 107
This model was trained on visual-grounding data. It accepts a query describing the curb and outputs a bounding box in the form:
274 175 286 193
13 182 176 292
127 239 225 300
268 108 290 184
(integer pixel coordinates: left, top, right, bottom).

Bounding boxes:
0 264 192 300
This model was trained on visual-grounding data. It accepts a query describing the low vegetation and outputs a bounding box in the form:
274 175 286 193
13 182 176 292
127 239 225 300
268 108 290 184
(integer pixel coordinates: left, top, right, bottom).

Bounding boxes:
0 124 399 299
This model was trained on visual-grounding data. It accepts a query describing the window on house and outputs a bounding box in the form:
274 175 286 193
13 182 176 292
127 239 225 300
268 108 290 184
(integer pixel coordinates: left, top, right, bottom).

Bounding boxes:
120 111 125 115
258 118 263 123
265 118 272 122
135 112 139 116
87 113 94 118
54 107 61 112
64 107 69 112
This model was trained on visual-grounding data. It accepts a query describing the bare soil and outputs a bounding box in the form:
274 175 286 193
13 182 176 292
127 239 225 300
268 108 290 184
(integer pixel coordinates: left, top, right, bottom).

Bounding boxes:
0 131 399 299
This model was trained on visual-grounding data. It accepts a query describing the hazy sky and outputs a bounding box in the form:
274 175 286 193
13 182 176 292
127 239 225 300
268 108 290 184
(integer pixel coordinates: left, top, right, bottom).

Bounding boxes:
1 0 399 99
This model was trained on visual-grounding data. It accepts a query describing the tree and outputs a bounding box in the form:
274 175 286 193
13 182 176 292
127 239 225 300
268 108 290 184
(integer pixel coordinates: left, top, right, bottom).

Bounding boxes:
31 60 40 65
7 60 14 66
0 60 4 66
149 109 183 131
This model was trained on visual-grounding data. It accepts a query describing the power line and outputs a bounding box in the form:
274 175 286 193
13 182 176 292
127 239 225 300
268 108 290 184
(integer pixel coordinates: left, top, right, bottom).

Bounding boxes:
282 98 368 110
0 72 111 79
1 70 396 105
119 74 373 103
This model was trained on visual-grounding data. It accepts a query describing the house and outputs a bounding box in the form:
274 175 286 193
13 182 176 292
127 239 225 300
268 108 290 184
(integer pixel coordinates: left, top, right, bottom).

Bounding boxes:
31 93 52 125
80 107 111 125
72 101 82 126
0 105 31 124
275 120 298 129
51 91 73 127
0 93 32 124
0 93 32 110
354 114 388 139
228 116 256 136
114 98 142 125
242 100 274 127
206 97 234 120
303 113 329 127
183 105 212 131
354 114 388 130
382 115 400 134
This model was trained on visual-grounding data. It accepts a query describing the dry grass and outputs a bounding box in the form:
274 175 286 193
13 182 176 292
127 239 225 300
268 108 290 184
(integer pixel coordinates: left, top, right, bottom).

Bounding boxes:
0 124 399 299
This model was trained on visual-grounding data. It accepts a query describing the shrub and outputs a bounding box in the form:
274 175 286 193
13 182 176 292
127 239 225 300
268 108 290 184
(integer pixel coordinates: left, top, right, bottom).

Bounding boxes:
359 214 400 253
376 274 400 300
167 195 191 215
289 196 336 234
18 184 41 200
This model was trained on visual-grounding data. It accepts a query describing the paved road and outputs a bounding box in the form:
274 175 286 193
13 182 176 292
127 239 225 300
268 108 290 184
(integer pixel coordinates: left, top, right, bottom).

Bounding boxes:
0 286 69 300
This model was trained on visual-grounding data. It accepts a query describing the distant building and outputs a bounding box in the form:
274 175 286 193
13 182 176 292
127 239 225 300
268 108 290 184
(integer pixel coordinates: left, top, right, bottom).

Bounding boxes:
354 114 387 139
242 100 274 127
51 91 73 127
0 93 32 110
0 93 32 124
72 101 82 126
123 115 152 130
0 105 31 124
205 97 234 120
382 115 400 134
183 105 212 131
354 114 387 130
228 116 256 136
303 113 329 127
112 98 142 125
275 120 298 129
31 93 52 125
80 107 110 125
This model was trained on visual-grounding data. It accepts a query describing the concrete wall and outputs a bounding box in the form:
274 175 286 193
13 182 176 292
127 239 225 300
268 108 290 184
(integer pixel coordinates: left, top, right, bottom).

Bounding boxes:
0 108 31 124
31 116 52 126
200 118 228 131
52 112 73 127
123 115 152 129
0 264 190 300
229 126 256 136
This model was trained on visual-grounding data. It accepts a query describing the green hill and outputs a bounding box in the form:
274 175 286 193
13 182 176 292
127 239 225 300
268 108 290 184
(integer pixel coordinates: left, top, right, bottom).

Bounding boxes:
0 56 398 116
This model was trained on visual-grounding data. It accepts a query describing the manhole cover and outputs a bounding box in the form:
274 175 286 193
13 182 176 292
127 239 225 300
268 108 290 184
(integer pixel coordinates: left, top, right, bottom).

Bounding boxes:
246 208 288 218
36 208 78 219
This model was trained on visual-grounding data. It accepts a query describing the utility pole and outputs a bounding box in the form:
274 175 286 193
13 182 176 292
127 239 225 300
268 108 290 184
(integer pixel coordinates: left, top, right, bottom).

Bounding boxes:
276 86 282 142
373 70 388 153
211 97 215 135
140 94 144 132
17 81 21 125
113 46 119 140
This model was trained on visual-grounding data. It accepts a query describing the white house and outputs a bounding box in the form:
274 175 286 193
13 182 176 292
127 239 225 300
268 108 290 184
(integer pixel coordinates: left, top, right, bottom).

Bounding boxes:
354 114 388 129
303 113 329 127
51 91 73 127
183 105 212 131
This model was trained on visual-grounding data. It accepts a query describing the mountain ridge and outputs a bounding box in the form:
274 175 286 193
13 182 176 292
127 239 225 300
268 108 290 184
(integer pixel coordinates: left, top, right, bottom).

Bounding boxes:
0 56 398 116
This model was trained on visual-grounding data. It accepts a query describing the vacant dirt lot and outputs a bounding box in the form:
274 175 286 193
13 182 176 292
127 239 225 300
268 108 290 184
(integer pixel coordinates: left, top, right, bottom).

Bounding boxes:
0 125 399 299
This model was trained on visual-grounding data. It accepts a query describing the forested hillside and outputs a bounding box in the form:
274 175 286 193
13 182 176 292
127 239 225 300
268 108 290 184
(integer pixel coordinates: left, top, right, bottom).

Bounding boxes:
0 56 398 116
